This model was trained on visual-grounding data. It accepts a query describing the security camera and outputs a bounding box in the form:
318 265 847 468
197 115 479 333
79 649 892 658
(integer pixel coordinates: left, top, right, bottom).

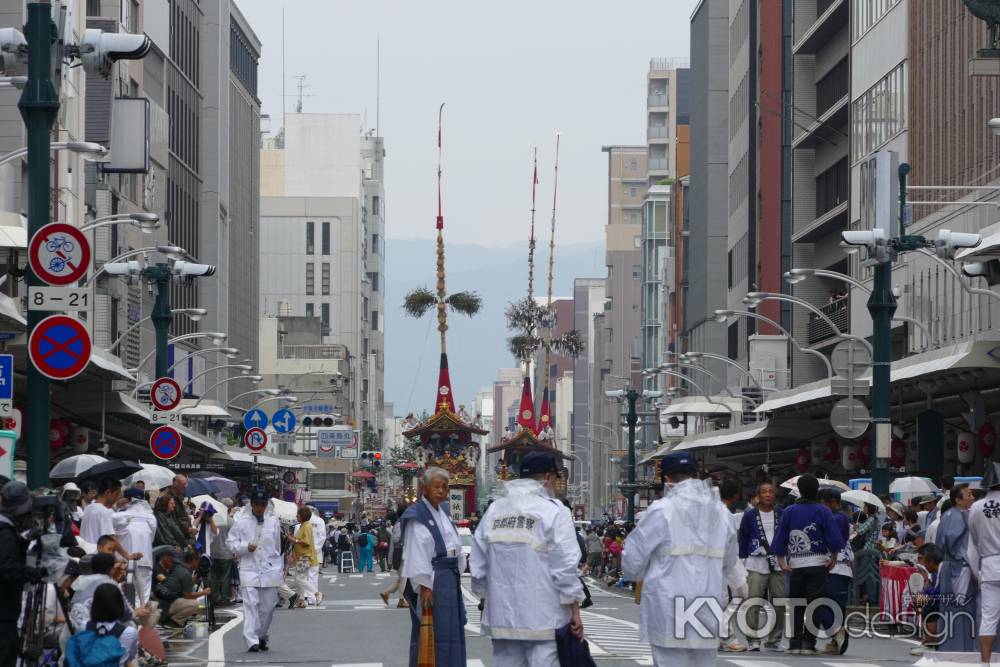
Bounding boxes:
605 390 625 399
103 260 142 276
0 28 27 76
172 261 216 277
77 29 151 78
935 229 981 259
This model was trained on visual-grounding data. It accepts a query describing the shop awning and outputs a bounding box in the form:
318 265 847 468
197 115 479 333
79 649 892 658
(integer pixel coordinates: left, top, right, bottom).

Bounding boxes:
660 396 744 416
0 293 25 327
755 339 1000 413
88 349 136 382
0 214 27 248
214 448 316 470
175 400 235 419
640 420 823 463
956 220 1000 261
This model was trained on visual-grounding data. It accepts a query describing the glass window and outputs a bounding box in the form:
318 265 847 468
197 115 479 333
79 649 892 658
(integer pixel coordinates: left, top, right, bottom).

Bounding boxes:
852 62 907 162
310 473 346 490
322 263 330 295
306 263 314 295
321 303 330 334
306 222 314 254
305 303 314 318
322 222 330 255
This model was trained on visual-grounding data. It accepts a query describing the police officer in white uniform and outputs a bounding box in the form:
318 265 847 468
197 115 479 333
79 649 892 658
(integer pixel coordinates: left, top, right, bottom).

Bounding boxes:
307 506 326 605
471 450 585 666
227 490 283 652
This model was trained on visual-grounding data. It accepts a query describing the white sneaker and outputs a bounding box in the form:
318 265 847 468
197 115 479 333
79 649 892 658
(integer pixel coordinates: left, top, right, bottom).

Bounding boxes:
315 592 324 605
720 640 748 652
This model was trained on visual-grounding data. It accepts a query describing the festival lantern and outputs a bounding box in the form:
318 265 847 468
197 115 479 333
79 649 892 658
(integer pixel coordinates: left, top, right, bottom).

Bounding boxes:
857 436 872 467
810 442 825 466
794 447 809 473
979 423 997 458
49 419 70 450
890 437 907 467
841 442 858 471
824 437 839 463
957 431 976 464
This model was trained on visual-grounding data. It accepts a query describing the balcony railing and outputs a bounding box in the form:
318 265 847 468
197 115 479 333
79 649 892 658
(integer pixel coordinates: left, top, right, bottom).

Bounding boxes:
647 94 668 107
807 294 849 345
648 158 668 171
278 343 348 360
648 126 668 139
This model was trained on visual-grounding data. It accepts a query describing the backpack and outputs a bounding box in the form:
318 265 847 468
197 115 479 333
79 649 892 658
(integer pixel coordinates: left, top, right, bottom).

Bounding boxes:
65 622 126 667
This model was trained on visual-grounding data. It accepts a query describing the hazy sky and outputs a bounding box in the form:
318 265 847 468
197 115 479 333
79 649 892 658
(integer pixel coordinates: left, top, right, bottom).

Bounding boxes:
236 0 695 246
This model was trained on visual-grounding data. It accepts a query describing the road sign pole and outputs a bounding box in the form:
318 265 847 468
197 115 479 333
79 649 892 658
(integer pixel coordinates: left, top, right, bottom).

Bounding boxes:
20 3 60 489
148 264 172 380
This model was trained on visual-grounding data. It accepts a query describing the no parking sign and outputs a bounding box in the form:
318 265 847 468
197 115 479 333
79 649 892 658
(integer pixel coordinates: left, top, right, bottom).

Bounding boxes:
150 425 182 461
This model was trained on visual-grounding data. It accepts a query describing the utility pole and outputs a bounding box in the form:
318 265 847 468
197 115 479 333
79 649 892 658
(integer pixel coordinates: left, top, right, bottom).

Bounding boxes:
20 3 59 489
147 264 173 379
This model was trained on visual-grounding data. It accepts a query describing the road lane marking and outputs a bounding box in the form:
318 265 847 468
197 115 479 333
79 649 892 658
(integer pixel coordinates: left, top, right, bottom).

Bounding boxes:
207 609 243 667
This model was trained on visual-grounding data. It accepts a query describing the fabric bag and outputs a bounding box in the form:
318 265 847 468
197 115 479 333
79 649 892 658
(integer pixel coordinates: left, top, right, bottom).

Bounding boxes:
555 623 596 667
417 604 436 667
65 622 126 667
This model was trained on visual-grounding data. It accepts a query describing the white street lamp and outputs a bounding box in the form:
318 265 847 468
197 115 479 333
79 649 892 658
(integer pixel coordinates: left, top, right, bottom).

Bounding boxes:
85 245 186 286
0 140 107 168
746 291 874 355
713 308 834 378
105 308 208 354
184 375 263 410
80 212 160 234
129 332 227 375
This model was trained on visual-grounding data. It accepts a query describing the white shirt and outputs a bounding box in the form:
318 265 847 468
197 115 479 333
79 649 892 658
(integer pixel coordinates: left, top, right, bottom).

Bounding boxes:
745 509 776 575
226 511 284 588
402 497 466 592
80 502 116 545
309 513 326 559
113 501 156 567
967 490 1000 582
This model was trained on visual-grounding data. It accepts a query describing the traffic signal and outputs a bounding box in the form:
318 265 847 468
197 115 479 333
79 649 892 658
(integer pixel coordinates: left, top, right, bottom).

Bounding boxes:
373 452 381 469
301 416 335 427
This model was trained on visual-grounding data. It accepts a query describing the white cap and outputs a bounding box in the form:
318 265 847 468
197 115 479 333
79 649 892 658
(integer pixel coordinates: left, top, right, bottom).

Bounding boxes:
62 482 81 493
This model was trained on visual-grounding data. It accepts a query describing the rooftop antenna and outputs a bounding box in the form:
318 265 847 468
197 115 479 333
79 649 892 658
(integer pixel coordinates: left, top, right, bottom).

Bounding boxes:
292 74 312 113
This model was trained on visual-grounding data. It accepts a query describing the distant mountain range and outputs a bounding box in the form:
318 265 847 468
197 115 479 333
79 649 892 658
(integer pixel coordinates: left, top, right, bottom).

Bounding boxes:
384 238 605 415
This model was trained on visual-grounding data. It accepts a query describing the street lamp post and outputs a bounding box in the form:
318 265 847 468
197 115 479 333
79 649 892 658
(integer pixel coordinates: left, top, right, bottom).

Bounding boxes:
130 332 228 378
605 386 662 524
20 3 59 489
713 309 834 378
105 308 207 354
746 291 874 355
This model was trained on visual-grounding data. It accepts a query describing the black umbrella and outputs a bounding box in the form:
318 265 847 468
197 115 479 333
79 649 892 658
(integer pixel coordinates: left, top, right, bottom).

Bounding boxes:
76 460 143 483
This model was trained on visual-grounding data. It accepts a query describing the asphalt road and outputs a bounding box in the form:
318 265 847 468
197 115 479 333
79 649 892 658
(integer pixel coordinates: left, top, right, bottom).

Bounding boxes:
180 569 923 666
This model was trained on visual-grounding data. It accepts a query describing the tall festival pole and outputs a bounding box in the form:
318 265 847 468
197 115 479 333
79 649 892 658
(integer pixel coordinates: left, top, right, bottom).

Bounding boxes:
539 133 561 432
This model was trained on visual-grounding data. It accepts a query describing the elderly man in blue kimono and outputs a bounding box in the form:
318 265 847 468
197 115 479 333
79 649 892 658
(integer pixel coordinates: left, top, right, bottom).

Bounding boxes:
401 466 467 666
935 482 977 652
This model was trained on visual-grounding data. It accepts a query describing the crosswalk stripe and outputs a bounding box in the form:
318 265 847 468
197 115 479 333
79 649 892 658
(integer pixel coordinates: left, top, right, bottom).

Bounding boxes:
725 660 793 667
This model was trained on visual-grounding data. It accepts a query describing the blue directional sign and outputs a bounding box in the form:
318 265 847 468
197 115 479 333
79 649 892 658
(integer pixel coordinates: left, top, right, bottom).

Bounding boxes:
243 408 269 430
0 354 12 401
271 408 296 434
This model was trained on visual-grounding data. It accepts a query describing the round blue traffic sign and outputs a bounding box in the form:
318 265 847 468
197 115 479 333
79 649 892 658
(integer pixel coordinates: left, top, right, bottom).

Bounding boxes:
28 315 92 381
243 408 268 430
150 425 183 461
272 408 296 434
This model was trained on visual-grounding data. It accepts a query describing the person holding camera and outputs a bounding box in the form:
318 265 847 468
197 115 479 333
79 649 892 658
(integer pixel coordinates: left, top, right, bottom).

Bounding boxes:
0 482 45 667
152 549 210 627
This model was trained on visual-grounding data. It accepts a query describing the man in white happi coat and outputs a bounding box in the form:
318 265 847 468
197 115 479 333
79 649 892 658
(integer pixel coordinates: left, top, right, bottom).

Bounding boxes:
307 506 326 605
623 451 748 667
114 487 157 604
967 461 1000 664
227 490 283 652
471 451 585 666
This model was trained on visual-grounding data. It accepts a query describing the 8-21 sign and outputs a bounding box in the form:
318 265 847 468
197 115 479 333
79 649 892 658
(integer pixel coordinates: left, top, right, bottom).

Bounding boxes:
28 287 91 312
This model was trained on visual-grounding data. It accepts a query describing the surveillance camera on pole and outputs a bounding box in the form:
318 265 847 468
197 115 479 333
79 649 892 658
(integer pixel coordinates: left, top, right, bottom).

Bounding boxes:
0 28 27 76
841 229 891 264
75 29 151 78
172 261 216 278
934 229 981 259
962 259 1000 287
604 389 625 400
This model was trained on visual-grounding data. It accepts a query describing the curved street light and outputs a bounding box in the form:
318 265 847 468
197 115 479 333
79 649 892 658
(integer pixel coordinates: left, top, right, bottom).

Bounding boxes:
746 291 874 355
681 351 763 389
166 346 239 374
80 212 160 234
105 308 207 354
129 332 227 375
227 388 283 407
915 248 1000 304
713 309 834 378
244 395 299 413
0 140 107 168
784 268 931 345
184 375 263 410
654 369 736 415
654 362 743 402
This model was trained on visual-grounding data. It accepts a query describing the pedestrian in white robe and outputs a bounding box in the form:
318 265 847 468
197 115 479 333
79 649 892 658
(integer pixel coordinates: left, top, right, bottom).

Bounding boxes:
967 462 1000 664
227 491 283 652
114 488 156 604
307 506 326 605
623 452 747 667
470 451 585 666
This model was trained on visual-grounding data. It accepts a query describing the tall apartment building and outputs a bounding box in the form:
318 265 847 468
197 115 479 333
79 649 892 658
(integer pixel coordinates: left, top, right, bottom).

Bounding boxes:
198 0 261 407
685 0 730 389
642 60 689 385
787 0 851 385
259 113 386 436
572 278 606 516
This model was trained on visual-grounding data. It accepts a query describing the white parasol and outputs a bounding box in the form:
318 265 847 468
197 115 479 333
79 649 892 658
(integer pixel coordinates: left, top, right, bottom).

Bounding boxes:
841 489 885 512
190 494 229 527
124 463 175 490
50 454 108 481
889 477 939 502
781 475 850 496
